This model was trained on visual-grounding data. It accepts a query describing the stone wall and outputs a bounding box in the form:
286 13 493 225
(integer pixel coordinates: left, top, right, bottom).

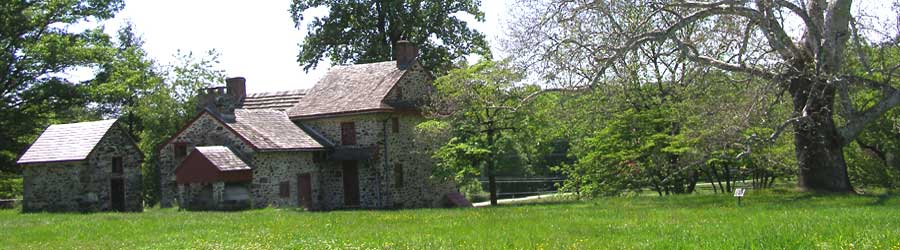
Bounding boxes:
299 111 456 209
158 113 254 207
384 63 434 109
301 114 389 209
249 152 318 209
88 124 144 212
22 162 86 212
23 124 143 212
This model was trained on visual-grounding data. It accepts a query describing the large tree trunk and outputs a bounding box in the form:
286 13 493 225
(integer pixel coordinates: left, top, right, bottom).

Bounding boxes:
789 75 854 192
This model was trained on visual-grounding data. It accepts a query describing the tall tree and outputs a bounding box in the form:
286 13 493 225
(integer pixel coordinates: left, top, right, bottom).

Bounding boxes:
429 60 537 205
0 0 124 173
86 23 224 204
508 0 900 192
289 0 491 74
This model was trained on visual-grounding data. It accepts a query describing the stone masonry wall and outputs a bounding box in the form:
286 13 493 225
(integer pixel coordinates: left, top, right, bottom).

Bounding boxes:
301 114 389 209
22 161 87 212
384 63 434 109
249 152 318 209
300 110 456 209
87 124 144 212
158 113 254 207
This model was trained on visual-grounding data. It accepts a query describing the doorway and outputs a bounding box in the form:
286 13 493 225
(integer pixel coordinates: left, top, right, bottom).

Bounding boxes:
342 161 360 207
297 173 312 209
110 178 125 212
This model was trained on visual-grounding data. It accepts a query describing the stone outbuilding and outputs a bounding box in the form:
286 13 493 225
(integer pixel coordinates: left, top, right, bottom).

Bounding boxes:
17 119 143 212
157 41 464 210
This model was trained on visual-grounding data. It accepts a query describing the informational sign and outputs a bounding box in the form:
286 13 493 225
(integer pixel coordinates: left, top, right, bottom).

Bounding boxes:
734 188 745 197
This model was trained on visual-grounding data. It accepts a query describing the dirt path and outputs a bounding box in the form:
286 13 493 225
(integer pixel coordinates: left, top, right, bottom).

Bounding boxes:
472 193 564 207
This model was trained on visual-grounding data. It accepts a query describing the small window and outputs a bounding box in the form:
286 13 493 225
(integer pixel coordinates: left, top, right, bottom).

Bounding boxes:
392 117 400 133
396 87 403 100
174 143 188 158
112 157 123 174
394 164 404 188
341 122 356 145
279 181 290 198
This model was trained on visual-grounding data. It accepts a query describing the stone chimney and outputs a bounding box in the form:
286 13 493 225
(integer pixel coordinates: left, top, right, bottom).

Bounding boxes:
394 40 418 69
225 77 246 101
195 77 246 122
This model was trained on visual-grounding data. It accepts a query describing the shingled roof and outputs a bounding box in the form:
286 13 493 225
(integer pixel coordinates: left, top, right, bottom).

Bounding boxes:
241 89 307 111
225 109 326 151
287 61 406 118
192 146 251 171
17 120 118 164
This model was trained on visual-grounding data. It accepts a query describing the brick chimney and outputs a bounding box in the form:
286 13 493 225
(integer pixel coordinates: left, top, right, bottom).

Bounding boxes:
394 40 418 69
225 77 246 101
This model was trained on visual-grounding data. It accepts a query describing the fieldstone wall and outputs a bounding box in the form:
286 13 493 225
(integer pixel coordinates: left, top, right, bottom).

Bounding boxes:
384 63 434 109
302 114 389 209
158 113 254 207
299 111 457 209
22 162 86 212
385 113 457 208
250 152 318 209
22 124 143 212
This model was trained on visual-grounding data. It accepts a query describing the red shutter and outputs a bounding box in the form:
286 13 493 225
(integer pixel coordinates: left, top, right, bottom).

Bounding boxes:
341 122 356 145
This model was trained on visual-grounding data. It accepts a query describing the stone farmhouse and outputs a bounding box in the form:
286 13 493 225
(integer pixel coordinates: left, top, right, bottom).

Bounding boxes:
17 119 143 212
158 41 464 210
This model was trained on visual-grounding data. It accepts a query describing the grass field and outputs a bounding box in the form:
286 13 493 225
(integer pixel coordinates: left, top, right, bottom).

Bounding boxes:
2 189 899 249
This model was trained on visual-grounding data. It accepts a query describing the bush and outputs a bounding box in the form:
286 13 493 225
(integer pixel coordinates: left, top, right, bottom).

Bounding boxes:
0 175 23 199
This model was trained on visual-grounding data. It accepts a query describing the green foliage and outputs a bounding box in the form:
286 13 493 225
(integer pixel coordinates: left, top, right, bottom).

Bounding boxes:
428 60 552 199
431 137 489 187
2 191 900 248
0 174 22 199
561 107 700 197
846 108 900 189
289 0 490 74
0 0 124 173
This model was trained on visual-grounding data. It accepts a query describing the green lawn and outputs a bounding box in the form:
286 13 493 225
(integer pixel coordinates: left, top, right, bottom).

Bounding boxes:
2 190 899 249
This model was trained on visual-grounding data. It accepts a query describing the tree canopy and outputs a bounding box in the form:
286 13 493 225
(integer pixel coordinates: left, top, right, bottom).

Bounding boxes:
506 0 900 192
289 0 491 74
0 0 124 172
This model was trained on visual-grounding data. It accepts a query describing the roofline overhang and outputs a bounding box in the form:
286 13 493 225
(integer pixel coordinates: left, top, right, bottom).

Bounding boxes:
257 147 328 152
17 158 87 165
289 108 395 120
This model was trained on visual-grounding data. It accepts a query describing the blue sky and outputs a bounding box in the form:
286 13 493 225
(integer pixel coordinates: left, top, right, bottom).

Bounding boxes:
98 0 511 93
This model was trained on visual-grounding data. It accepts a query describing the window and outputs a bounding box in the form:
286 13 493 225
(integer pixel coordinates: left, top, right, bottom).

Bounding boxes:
394 164 404 188
391 117 400 133
396 87 403 100
279 181 290 198
112 157 123 174
174 143 188 158
341 122 356 145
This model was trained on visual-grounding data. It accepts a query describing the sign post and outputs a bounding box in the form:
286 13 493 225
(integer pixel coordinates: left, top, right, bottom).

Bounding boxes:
733 188 745 206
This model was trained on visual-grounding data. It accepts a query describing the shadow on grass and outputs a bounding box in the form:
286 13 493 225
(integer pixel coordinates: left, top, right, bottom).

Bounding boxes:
866 192 894 206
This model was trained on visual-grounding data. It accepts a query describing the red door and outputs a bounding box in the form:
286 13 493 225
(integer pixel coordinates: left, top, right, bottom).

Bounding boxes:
297 173 312 209
342 161 360 207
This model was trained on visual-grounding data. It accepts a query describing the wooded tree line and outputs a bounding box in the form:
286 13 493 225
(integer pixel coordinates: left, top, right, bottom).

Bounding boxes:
423 0 900 202
0 0 223 203
2 0 899 205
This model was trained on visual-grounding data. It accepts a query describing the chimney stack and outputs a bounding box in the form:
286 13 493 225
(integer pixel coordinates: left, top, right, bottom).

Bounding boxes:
225 77 246 101
394 40 418 69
